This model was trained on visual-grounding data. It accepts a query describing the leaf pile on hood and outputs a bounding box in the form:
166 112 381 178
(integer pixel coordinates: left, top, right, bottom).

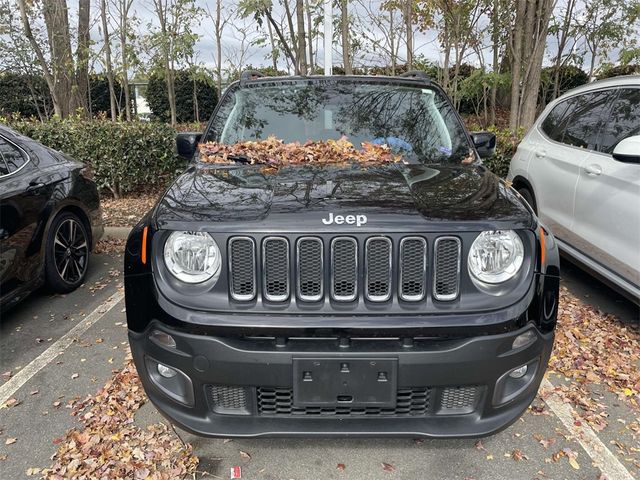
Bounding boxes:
199 136 403 168
42 354 198 479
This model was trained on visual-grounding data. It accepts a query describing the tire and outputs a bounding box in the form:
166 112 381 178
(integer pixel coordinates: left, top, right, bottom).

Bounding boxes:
45 212 90 293
517 187 538 215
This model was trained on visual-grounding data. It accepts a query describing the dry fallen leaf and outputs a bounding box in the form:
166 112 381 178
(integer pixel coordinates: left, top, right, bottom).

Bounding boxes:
337 463 346 471
511 449 528 461
71 373 79 379
2 397 20 408
5 438 17 445
381 462 395 472
239 450 252 460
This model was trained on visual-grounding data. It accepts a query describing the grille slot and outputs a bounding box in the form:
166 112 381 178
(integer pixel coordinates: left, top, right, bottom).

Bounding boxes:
331 237 358 302
263 237 290 302
229 237 256 301
433 237 461 301
440 386 478 413
365 237 392 301
399 237 427 301
257 387 431 416
208 385 249 414
296 237 323 301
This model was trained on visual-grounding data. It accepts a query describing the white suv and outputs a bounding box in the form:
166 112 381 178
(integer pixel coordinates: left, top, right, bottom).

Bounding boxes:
508 75 639 303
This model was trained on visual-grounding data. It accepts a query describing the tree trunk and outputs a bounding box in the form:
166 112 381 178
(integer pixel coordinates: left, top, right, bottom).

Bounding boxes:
76 0 90 115
265 10 298 70
404 1 413 69
283 1 299 73
215 0 224 93
16 0 61 116
296 0 307 74
508 0 526 130
510 0 553 130
100 0 118 120
42 0 77 117
305 0 314 72
266 20 279 71
552 0 576 99
389 10 396 75
489 0 500 125
340 0 352 74
119 0 133 121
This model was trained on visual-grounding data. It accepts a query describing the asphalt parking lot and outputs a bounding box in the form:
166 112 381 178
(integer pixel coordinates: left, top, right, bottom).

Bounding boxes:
0 250 638 480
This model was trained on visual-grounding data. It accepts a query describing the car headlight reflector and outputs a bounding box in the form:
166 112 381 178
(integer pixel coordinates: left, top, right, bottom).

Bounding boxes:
468 230 524 284
163 231 221 284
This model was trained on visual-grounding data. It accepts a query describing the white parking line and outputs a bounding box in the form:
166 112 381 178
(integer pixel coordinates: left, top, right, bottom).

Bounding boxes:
541 378 634 480
0 291 124 406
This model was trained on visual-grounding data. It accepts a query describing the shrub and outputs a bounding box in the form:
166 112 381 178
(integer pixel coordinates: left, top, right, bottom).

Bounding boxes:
4 117 181 198
596 64 640 79
146 70 218 123
88 74 131 118
539 65 589 106
0 72 53 119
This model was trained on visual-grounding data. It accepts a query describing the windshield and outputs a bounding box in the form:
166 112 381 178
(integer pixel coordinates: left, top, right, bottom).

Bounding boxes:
204 79 472 165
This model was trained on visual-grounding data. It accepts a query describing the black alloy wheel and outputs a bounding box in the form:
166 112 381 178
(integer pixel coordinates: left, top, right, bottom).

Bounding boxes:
45 212 90 292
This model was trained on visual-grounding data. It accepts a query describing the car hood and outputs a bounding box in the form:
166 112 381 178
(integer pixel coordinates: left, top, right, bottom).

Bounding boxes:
154 163 534 232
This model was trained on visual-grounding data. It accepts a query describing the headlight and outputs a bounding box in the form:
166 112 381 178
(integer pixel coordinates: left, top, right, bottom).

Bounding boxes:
163 231 221 284
468 230 524 284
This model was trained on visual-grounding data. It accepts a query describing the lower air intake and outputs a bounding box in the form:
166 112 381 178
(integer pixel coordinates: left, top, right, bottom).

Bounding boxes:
257 387 431 416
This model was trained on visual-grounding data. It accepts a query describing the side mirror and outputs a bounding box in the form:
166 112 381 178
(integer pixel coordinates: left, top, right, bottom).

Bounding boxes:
612 135 640 163
471 132 497 159
176 132 202 159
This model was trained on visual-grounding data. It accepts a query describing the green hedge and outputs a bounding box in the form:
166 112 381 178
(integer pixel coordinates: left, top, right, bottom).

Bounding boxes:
4 117 181 198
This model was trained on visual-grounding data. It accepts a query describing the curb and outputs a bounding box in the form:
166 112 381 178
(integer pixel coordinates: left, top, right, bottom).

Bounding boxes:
103 226 133 240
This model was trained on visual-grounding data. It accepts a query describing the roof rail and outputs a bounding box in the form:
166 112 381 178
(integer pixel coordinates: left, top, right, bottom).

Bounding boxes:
240 70 266 83
399 70 431 81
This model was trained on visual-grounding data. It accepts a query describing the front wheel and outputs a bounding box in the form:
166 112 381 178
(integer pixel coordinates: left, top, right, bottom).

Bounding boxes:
45 212 90 293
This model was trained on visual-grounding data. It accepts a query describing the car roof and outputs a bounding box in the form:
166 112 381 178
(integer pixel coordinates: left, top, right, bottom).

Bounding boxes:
555 75 640 102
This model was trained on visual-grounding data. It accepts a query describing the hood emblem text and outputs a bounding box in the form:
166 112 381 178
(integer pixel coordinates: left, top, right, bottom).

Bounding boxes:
322 213 368 227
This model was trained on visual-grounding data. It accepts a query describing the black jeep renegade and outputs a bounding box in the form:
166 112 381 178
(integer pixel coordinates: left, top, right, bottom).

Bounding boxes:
125 72 560 438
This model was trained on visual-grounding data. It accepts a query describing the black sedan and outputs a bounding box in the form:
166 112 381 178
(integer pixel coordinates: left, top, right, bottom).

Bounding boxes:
0 125 103 310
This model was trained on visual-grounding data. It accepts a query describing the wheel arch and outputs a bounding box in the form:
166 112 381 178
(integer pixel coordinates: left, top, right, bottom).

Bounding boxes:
42 200 94 254
511 175 536 200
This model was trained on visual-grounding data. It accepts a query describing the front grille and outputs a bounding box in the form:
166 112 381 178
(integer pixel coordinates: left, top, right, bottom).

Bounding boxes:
263 237 290 301
331 237 358 301
296 237 323 301
229 237 256 301
399 237 427 301
365 237 392 301
257 387 431 416
433 237 461 301
227 234 463 304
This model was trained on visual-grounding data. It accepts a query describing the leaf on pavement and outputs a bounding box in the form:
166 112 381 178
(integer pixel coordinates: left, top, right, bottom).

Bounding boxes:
239 450 252 460
511 449 528 461
5 438 16 445
381 462 395 472
2 397 20 408
337 463 346 471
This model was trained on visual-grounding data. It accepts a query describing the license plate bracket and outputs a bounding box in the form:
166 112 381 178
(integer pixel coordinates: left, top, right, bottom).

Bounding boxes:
293 358 398 408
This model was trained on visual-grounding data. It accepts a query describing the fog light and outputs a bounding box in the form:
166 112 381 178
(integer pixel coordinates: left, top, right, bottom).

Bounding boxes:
512 330 536 349
157 363 177 378
509 365 528 379
151 330 176 348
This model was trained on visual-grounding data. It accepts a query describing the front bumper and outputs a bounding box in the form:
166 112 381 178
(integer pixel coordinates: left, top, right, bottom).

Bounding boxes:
129 321 554 438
